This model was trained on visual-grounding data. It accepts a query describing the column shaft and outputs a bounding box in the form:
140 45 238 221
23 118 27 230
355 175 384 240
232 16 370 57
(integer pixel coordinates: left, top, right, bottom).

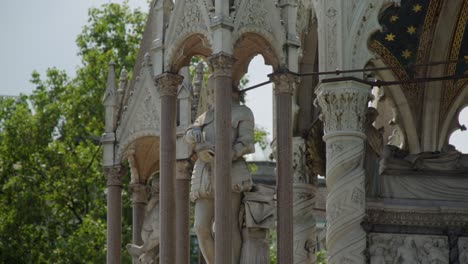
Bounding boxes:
315 80 370 264
209 53 234 264
106 167 124 264
271 73 299 264
176 160 192 264
130 183 147 247
156 73 183 264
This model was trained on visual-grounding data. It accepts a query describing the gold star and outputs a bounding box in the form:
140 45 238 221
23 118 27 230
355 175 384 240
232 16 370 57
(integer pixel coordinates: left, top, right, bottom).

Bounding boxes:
385 33 396 42
407 26 417 35
413 4 422 12
402 49 412 59
464 55 468 63
390 15 399 22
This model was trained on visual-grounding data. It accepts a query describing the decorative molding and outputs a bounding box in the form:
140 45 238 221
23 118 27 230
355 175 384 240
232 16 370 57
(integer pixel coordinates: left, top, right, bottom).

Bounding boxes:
154 73 184 97
237 0 273 33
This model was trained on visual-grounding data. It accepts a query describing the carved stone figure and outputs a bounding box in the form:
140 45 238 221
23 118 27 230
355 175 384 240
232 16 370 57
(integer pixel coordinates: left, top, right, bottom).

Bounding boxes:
239 184 275 264
393 237 419 264
364 107 384 197
127 175 160 264
184 83 255 264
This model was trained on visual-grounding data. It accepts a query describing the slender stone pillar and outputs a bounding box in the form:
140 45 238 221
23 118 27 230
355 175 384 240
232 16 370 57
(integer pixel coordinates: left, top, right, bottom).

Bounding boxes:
105 166 126 264
208 52 234 264
130 183 147 247
155 73 184 264
175 160 192 264
271 72 300 264
315 80 371 264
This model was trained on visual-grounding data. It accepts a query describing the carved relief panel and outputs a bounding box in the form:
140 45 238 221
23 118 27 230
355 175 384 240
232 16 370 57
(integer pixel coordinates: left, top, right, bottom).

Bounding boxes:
369 233 449 264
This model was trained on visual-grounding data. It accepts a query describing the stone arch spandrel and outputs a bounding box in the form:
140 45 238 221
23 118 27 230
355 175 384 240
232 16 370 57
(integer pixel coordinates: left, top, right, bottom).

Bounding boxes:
371 59 421 154
439 83 468 150
232 32 281 85
164 0 213 72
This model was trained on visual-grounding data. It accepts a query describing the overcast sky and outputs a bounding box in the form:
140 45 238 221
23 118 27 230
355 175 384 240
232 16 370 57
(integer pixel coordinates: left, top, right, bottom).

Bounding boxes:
0 1 465 153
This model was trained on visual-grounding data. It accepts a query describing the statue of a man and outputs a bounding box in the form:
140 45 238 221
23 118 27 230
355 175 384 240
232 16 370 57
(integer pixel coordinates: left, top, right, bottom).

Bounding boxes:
184 83 255 264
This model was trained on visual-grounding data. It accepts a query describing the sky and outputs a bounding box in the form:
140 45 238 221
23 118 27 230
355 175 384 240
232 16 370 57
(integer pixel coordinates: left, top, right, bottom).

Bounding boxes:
0 1 465 154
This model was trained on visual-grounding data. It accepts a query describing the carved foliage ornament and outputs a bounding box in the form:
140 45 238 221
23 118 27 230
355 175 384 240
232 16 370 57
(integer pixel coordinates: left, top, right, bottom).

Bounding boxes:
270 73 301 95
208 53 234 77
154 73 184 97
104 166 126 187
315 85 371 133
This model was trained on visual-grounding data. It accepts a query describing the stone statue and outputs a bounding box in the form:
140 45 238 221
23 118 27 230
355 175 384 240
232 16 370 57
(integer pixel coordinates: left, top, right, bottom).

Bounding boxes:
184 83 255 264
239 184 275 264
381 144 468 172
364 107 384 197
127 175 160 264
421 241 448 264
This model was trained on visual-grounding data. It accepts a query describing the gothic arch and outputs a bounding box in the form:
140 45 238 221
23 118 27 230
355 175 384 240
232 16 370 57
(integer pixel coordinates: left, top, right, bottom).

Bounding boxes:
165 33 213 73
439 83 468 150
232 32 281 85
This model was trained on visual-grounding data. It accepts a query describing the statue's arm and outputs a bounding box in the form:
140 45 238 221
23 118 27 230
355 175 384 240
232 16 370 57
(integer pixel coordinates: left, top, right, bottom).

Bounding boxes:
184 114 204 146
232 107 255 160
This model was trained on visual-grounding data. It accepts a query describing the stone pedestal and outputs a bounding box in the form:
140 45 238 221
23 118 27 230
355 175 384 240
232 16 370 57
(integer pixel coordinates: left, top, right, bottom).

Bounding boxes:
175 160 192 264
271 72 300 264
105 166 126 264
315 80 371 264
155 73 184 264
209 53 235 264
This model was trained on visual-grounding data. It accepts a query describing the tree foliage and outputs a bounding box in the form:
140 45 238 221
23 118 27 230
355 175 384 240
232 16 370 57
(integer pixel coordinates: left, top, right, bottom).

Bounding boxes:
0 3 146 263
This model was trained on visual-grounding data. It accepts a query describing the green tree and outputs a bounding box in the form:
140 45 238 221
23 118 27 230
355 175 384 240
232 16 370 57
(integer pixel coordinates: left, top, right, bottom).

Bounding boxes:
0 2 146 263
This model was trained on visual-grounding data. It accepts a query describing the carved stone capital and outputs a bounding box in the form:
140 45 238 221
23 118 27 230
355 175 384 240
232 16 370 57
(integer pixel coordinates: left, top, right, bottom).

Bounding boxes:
208 53 234 77
270 72 301 95
154 72 184 97
129 183 148 204
104 166 126 187
176 160 193 180
315 81 371 135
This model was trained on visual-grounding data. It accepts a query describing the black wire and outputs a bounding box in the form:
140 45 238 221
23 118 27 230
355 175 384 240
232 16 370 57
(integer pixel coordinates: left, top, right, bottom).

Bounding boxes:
239 58 468 93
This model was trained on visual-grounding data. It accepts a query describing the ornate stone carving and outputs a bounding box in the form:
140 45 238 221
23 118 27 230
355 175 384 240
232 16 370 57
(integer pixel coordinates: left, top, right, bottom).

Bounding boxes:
270 72 300 95
315 81 371 134
208 53 234 77
315 81 371 264
174 0 203 37
154 73 184 97
238 0 273 33
176 160 192 180
127 175 160 264
105 166 126 187
459 237 468 264
368 233 449 264
365 206 468 228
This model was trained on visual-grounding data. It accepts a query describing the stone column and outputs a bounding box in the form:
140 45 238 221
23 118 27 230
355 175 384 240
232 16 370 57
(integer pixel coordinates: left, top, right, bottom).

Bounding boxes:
292 137 317 264
129 183 147 247
105 166 126 264
175 160 192 264
208 52 234 264
271 72 300 264
155 73 184 264
315 80 371 264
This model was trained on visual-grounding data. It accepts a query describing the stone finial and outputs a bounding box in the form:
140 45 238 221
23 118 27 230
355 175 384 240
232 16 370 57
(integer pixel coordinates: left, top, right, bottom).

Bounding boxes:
103 61 118 106
118 68 128 95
